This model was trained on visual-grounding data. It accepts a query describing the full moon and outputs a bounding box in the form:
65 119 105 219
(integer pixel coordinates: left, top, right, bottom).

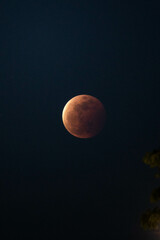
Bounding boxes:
62 94 106 138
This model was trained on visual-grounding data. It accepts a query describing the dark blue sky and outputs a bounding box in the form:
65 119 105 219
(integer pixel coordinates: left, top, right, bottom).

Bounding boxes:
1 1 160 239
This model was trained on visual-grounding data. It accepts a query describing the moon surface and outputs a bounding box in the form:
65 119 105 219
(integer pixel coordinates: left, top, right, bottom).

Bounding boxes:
62 95 106 138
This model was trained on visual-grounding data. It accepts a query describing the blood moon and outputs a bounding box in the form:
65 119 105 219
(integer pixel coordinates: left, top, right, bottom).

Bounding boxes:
62 95 106 138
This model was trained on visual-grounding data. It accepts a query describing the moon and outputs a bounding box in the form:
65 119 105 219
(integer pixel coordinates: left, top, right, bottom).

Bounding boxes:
62 95 106 138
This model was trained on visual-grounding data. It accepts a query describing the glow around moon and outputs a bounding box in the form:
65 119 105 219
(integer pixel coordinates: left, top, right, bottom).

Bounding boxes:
62 94 106 138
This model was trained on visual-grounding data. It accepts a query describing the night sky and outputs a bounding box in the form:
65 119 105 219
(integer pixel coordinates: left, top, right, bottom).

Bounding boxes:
1 1 160 239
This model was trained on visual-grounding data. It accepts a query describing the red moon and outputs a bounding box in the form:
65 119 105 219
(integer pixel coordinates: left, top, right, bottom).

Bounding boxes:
62 95 106 138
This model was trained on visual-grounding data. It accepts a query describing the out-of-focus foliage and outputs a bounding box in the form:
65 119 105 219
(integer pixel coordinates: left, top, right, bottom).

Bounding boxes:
143 150 160 168
141 207 160 230
155 172 160 179
150 187 160 203
141 149 160 231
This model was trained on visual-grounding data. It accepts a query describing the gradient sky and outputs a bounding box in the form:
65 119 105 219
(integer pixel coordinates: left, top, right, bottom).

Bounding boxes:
1 1 160 239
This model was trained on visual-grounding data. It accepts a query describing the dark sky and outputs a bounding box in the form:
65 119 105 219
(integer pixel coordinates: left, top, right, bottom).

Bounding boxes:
1 0 160 239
